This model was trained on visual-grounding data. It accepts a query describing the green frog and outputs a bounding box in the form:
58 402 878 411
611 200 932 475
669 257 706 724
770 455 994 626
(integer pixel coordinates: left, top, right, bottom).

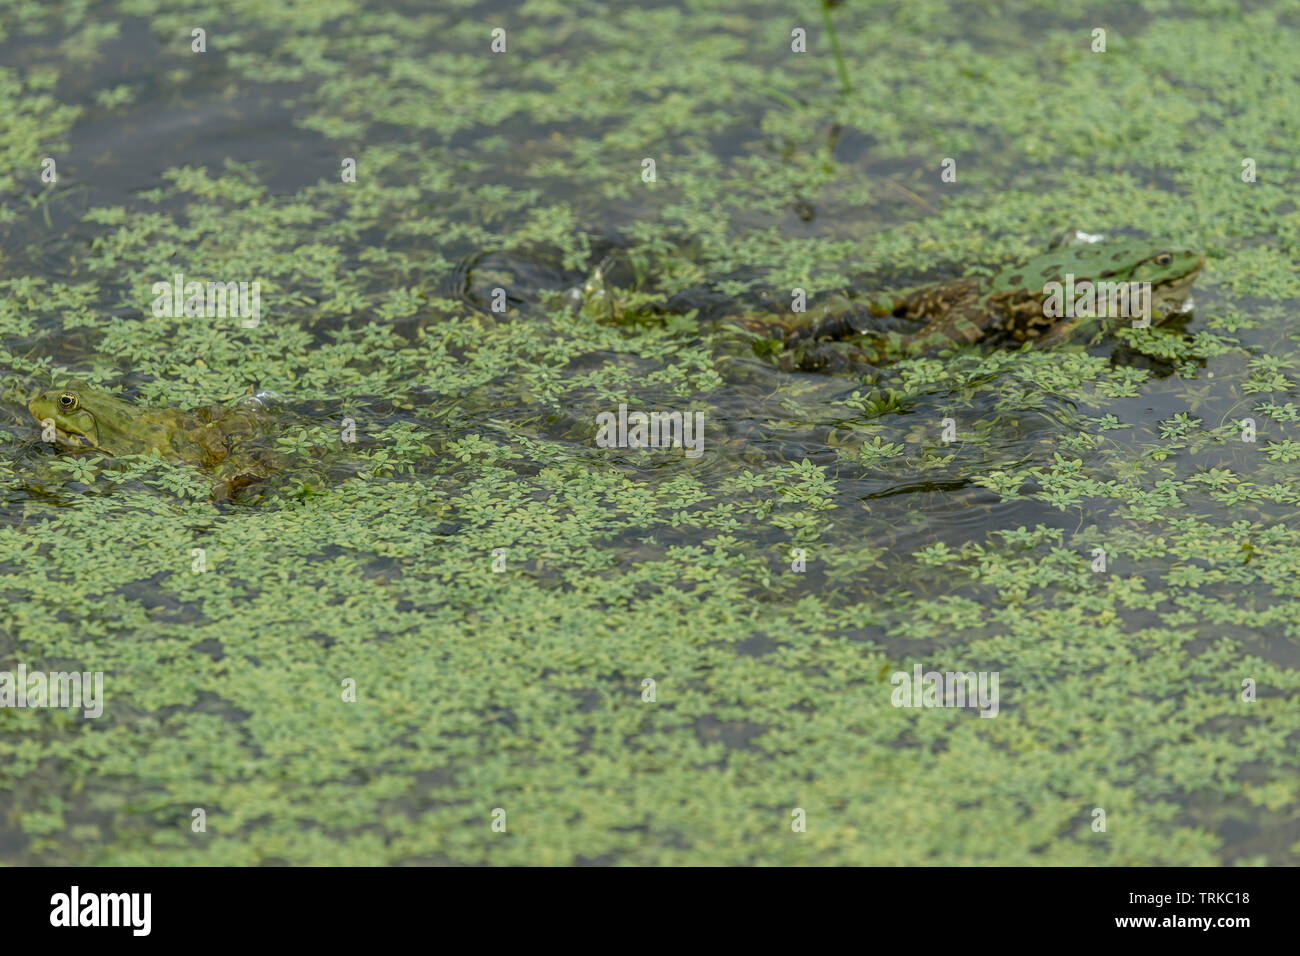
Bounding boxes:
767 238 1204 370
565 235 1204 372
28 381 281 499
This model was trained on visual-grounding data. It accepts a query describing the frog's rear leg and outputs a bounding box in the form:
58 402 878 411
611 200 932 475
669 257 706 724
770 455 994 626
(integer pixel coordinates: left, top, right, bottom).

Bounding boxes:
893 277 981 324
784 291 907 346
994 288 1074 346
893 281 994 356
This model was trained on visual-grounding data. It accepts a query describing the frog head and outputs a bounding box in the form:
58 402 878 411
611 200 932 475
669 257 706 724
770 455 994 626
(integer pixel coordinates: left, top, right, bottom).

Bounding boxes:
28 381 153 454
1007 242 1204 324
1107 245 1204 319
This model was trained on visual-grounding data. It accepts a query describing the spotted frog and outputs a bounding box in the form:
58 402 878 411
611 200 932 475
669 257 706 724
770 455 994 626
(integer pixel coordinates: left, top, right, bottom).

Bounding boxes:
28 381 281 499
773 237 1204 370
564 235 1204 372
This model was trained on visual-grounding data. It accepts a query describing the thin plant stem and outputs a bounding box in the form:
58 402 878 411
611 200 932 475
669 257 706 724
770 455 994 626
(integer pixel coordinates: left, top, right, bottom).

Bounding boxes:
821 1 852 95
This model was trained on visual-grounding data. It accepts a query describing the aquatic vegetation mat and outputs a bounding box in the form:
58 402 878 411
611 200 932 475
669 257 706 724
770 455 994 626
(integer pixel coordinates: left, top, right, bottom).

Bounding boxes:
0 0 1297 865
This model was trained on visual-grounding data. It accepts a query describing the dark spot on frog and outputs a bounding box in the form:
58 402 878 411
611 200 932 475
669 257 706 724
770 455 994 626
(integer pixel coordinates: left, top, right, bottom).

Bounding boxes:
1006 273 1023 285
1099 269 1115 278
1040 264 1063 277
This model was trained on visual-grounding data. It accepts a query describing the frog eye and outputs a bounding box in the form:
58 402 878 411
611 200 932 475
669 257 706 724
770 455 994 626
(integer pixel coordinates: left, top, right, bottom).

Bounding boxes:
58 392 78 411
1154 253 1173 266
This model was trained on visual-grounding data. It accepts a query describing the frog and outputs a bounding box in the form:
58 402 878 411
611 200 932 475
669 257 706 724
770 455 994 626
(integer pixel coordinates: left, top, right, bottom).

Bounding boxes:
771 237 1204 370
560 234 1204 373
28 381 281 499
